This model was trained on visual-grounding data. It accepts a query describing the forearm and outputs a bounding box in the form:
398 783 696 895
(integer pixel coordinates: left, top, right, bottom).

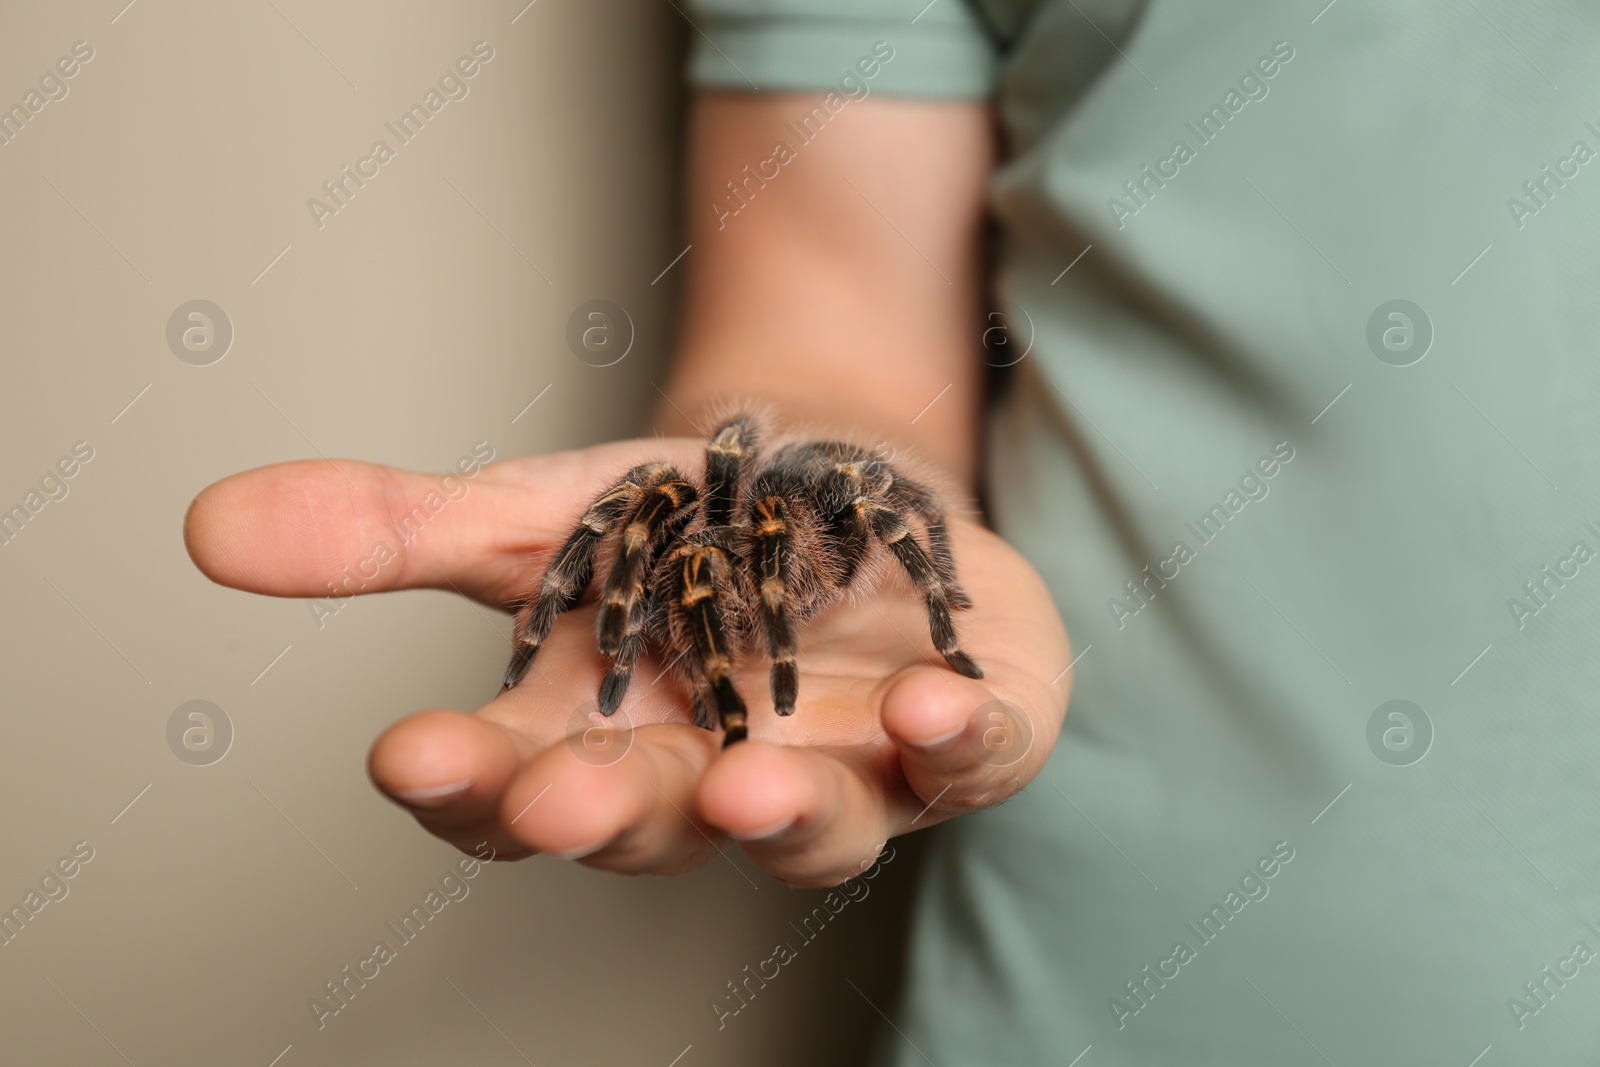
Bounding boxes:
653 91 994 490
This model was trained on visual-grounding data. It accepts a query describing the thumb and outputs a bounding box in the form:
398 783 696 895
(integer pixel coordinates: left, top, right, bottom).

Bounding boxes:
183 439 702 606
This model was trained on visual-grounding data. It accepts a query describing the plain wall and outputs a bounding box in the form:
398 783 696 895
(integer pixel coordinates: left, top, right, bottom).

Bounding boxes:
0 3 919 1064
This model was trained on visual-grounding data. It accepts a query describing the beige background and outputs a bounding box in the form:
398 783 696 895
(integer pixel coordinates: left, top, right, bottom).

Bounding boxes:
0 2 919 1064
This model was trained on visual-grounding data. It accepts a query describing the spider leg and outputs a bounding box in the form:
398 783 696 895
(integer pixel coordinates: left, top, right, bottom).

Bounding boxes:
597 597 649 715
888 475 972 610
657 544 717 730
596 468 698 655
671 543 749 745
860 500 984 680
749 494 800 715
597 506 699 715
704 416 757 527
683 673 717 731
503 473 648 689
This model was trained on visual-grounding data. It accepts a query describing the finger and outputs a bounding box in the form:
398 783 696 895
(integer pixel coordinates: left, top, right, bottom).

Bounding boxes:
696 742 893 888
497 724 725 875
368 709 541 860
182 439 703 607
880 664 1062 823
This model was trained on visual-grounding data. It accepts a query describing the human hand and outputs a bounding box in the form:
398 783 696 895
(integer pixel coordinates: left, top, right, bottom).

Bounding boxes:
184 436 1071 887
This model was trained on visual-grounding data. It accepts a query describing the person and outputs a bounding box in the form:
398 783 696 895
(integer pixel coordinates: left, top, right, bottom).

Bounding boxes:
186 1 1600 1063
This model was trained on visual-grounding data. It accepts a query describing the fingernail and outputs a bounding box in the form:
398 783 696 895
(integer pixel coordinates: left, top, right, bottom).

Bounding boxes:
728 815 797 842
553 837 612 860
389 778 472 809
903 722 966 753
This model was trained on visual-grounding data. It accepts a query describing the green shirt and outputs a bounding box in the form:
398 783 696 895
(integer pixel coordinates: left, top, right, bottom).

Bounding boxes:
688 2 1600 1062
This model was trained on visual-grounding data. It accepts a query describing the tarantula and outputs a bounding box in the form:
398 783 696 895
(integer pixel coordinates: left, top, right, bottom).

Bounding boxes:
501 414 982 746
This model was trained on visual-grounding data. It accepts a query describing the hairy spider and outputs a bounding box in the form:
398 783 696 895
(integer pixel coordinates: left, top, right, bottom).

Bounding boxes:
501 414 983 746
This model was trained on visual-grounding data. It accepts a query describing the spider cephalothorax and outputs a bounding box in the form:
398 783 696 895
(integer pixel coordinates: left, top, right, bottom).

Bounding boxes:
502 414 982 746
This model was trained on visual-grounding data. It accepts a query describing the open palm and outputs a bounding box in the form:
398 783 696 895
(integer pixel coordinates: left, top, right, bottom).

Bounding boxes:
185 436 1072 887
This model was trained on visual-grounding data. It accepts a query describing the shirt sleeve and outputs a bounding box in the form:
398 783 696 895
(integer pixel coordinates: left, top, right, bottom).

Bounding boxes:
682 0 999 99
